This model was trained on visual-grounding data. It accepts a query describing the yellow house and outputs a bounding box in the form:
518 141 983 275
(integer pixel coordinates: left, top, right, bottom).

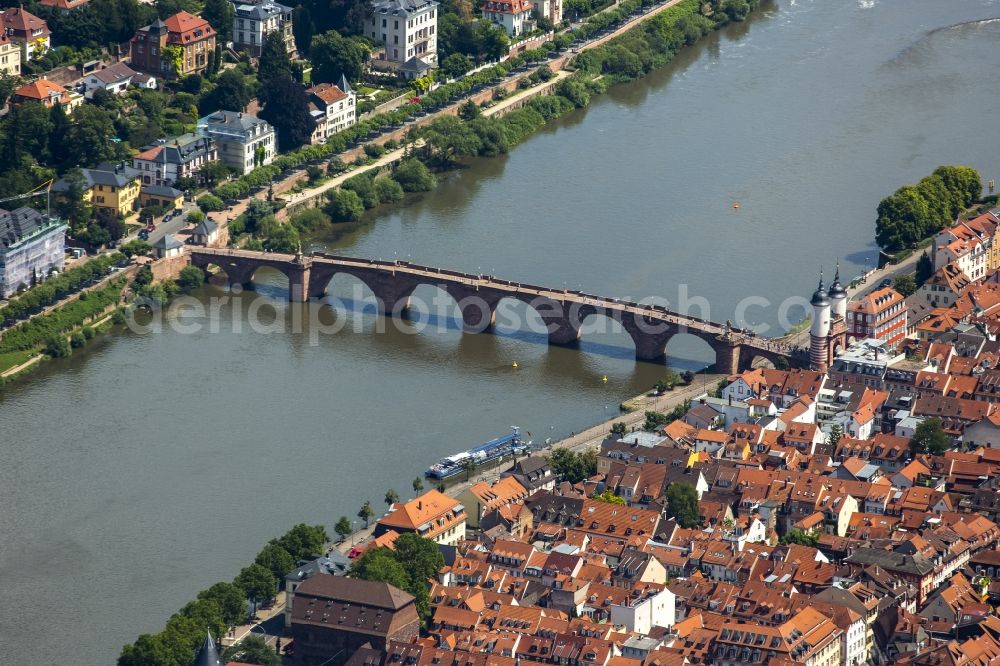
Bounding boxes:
0 33 21 76
54 163 141 217
138 184 184 210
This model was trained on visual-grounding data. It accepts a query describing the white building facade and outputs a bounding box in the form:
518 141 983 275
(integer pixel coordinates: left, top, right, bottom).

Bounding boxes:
368 0 438 78
233 0 295 57
197 111 275 174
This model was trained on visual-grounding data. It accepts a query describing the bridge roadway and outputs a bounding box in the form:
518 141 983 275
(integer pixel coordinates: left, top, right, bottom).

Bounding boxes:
187 247 804 373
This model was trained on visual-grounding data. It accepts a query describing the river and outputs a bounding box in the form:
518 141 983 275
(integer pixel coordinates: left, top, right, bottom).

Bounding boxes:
3 1 1000 663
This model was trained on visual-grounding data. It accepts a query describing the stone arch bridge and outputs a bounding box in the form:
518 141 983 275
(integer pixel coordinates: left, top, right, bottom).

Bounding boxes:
188 248 805 374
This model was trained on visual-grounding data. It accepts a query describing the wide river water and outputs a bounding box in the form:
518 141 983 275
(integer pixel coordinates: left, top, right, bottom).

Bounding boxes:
3 1 1000 662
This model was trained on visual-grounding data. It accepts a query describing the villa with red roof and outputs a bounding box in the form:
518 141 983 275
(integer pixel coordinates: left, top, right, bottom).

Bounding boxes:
130 11 216 77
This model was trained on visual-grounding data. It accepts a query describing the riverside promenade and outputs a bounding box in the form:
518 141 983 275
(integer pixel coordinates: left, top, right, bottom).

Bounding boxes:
329 373 721 555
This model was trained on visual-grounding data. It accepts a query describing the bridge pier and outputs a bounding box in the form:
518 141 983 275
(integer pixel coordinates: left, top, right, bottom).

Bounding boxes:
287 264 311 302
714 336 741 375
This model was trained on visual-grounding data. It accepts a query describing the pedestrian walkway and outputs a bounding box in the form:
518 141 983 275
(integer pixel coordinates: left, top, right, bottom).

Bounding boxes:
218 590 287 649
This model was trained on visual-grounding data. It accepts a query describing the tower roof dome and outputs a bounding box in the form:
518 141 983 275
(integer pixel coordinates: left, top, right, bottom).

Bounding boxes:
811 276 829 307
829 263 847 299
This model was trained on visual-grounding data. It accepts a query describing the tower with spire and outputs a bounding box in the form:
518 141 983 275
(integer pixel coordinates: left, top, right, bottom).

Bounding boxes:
192 629 221 666
809 271 831 371
809 263 850 372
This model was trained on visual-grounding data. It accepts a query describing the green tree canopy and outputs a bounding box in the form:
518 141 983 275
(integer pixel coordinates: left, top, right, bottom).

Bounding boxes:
222 634 281 666
910 417 951 455
258 31 294 86
202 0 235 42
547 448 597 483
325 188 365 221
200 69 252 115
350 547 410 589
274 523 329 561
392 159 436 192
310 30 370 83
258 75 315 151
876 185 932 252
421 115 482 164
335 515 353 540
197 581 247 626
393 532 444 585
254 542 297 581
665 482 701 528
358 500 375 527
234 563 277 605
893 274 917 297
592 489 626 505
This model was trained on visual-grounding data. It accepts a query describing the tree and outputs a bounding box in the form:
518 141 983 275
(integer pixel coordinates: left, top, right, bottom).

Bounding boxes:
275 523 329 560
358 500 375 527
591 489 626 505
197 582 247 626
258 74 315 151
893 274 917 297
392 159 436 192
254 542 296 581
234 563 277 609
547 448 597 483
393 533 444 586
200 69 252 115
421 115 481 164
48 103 70 170
258 31 293 86
44 334 71 358
412 477 424 494
177 266 205 293
780 528 820 546
933 165 982 211
384 488 400 506
910 417 951 455
350 547 410 589
65 104 127 167
325 188 365 222
458 99 481 121
334 515 353 541
665 483 700 528
643 410 669 431
120 239 151 258
876 185 932 252
221 634 281 666
202 0 235 42
133 264 154 287
292 5 316 55
610 422 627 437
441 52 473 78
186 210 205 225
826 423 843 447
342 174 379 209
310 30 370 83
916 252 933 285
0 73 18 108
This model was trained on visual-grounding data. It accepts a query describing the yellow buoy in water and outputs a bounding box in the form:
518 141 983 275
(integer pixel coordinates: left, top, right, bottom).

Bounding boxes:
733 201 740 209
512 361 518 369
602 375 608 383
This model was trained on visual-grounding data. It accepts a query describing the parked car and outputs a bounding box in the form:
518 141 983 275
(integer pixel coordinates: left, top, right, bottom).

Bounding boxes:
879 278 893 288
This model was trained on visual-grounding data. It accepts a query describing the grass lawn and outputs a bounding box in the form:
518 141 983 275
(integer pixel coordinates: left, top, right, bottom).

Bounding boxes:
0 349 38 374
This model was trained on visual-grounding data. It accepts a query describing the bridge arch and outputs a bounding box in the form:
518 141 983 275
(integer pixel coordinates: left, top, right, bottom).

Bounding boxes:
664 332 719 370
248 264 291 298
317 272 383 315
492 296 550 342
